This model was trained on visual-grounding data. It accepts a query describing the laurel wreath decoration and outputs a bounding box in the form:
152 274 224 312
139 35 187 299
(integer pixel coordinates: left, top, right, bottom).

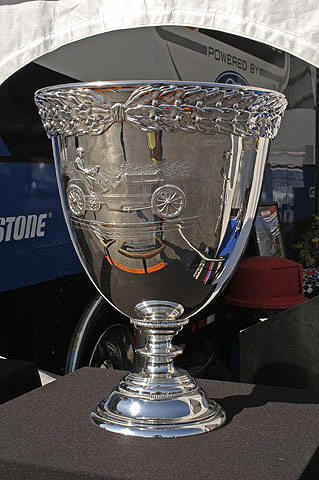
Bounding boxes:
35 83 287 139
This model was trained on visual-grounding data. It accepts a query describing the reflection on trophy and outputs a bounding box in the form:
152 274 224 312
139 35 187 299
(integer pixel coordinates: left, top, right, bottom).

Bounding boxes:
35 81 287 437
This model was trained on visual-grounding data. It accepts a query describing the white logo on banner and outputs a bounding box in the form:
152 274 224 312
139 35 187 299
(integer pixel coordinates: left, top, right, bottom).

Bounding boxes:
0 213 51 242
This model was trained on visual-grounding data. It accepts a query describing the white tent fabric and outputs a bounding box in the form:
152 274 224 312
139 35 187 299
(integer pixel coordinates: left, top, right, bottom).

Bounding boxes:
1 0 319 86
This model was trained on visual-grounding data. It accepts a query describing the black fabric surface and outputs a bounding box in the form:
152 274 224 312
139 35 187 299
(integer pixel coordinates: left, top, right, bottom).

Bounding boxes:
0 358 41 405
240 295 319 389
0 367 319 479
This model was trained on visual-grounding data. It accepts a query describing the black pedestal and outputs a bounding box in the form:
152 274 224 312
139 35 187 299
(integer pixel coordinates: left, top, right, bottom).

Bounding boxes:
0 367 319 479
0 358 41 404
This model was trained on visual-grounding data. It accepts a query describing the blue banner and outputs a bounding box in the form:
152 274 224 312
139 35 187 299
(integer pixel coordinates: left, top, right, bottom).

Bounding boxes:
0 162 83 292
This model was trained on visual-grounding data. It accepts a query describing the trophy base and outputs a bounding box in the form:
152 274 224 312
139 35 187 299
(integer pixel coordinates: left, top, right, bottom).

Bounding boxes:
91 301 226 437
91 377 226 438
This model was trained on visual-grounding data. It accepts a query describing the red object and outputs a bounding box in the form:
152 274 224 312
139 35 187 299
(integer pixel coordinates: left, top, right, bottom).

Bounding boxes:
225 256 307 309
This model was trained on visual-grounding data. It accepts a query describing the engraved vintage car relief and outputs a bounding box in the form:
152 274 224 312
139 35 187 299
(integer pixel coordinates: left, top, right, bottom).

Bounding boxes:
66 147 187 220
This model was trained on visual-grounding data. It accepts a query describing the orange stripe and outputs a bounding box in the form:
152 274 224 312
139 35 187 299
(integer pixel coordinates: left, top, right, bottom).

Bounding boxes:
105 255 165 274
147 262 166 273
106 255 113 266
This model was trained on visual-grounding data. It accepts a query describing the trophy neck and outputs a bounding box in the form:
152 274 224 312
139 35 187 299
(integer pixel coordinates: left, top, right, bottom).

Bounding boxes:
131 300 187 376
134 300 185 324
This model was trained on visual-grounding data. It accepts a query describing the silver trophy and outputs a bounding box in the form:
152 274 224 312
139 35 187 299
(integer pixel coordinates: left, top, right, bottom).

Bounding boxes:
35 81 286 437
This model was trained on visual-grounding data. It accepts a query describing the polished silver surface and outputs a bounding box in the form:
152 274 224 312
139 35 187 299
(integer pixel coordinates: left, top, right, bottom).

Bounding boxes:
92 300 226 437
35 82 285 139
35 80 287 437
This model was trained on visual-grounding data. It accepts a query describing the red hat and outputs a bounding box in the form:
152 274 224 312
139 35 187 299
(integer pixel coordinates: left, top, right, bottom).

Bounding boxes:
225 256 307 309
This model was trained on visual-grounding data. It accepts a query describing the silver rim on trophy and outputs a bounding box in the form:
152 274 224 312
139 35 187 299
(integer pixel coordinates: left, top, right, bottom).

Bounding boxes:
35 80 287 437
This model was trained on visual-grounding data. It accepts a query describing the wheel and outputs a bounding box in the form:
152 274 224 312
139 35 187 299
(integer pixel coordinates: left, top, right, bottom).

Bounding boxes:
65 295 135 373
66 184 86 217
88 195 101 211
151 184 186 219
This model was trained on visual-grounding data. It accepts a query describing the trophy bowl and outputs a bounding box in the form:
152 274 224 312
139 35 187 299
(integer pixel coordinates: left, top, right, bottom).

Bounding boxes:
35 81 287 437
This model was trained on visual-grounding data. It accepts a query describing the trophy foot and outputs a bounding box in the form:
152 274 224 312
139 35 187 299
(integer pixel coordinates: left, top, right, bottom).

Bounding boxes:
91 300 226 437
91 386 226 438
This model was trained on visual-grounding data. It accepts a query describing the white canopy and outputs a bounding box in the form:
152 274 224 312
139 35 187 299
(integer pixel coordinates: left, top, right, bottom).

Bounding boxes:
0 0 319 86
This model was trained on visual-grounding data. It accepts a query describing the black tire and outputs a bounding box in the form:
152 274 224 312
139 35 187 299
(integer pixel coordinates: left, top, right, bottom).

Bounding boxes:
65 295 135 373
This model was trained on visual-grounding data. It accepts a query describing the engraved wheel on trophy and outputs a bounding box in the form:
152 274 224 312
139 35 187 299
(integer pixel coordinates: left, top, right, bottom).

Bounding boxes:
151 184 186 219
66 184 86 217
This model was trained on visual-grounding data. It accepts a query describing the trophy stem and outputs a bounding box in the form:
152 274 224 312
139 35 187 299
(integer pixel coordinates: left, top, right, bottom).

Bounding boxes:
91 300 226 437
133 300 187 376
